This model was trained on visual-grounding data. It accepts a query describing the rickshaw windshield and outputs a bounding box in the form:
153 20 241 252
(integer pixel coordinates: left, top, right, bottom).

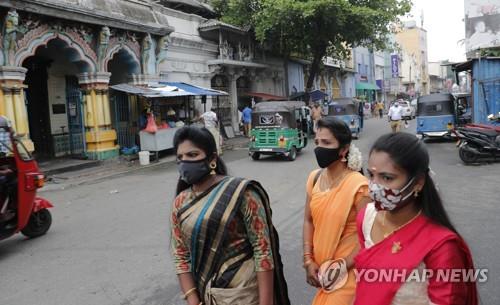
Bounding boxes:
14 138 33 161
252 111 295 128
0 129 32 161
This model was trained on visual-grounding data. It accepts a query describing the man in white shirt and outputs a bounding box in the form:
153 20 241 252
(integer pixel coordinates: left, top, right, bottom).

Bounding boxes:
388 101 404 133
200 109 222 155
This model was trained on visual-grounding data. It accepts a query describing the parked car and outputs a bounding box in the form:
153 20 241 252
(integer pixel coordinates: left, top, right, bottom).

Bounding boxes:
400 100 415 120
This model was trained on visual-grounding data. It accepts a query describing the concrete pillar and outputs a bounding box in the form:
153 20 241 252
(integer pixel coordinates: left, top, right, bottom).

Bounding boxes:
228 71 239 133
78 72 119 160
0 66 34 151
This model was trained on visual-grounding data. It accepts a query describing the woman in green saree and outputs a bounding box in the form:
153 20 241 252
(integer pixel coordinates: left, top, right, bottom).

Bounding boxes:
170 126 290 305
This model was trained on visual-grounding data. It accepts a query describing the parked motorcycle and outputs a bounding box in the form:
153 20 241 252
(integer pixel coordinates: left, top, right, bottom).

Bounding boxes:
455 125 500 164
0 116 53 241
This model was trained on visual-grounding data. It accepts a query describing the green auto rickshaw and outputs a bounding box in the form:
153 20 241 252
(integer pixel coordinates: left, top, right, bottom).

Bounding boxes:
249 101 310 161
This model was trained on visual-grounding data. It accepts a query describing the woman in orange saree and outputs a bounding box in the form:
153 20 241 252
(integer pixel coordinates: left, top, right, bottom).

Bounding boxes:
303 117 371 305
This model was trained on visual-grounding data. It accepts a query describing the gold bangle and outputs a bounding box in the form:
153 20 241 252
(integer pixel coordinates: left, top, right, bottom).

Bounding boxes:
182 287 197 300
303 252 313 256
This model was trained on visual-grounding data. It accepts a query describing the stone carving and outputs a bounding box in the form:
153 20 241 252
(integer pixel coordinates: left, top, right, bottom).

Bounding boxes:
238 42 248 61
219 40 235 60
97 26 111 70
141 33 152 74
156 35 170 67
2 10 20 65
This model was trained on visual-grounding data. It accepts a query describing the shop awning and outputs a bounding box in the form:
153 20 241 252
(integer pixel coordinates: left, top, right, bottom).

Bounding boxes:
160 82 228 96
355 82 380 90
246 92 287 101
110 82 228 98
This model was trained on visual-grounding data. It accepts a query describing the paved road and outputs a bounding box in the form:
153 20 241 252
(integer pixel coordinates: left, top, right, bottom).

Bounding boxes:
0 117 498 305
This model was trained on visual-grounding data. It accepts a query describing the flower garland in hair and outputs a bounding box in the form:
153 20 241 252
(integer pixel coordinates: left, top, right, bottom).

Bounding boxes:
347 144 363 172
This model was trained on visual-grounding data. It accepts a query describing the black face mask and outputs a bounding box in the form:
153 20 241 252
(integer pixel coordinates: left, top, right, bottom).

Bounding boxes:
178 158 211 185
314 146 341 168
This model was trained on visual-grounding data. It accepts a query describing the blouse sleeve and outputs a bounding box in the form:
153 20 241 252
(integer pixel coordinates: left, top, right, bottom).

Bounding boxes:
240 186 275 272
425 239 470 304
353 184 370 211
170 192 192 274
306 169 321 198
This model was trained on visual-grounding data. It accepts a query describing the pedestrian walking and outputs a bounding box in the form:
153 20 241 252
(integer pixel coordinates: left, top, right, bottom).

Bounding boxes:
200 108 222 155
376 101 385 119
303 117 371 305
242 104 252 137
387 101 403 132
170 126 291 305
311 102 323 133
354 132 478 305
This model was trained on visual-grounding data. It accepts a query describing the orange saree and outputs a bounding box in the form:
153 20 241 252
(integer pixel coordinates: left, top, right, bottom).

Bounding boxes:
306 169 368 305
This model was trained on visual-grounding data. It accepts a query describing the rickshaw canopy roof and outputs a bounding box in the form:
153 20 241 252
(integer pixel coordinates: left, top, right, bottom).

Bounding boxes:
253 101 306 113
417 93 454 104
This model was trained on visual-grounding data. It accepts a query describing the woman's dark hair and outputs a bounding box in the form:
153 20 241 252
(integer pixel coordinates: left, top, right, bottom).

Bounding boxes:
173 126 227 195
370 132 458 234
316 116 352 148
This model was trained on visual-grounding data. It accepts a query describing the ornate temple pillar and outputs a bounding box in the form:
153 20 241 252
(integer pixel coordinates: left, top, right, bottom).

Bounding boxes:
0 66 34 151
78 72 119 160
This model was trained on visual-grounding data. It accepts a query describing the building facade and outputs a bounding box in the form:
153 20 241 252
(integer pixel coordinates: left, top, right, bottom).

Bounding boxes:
0 0 286 160
395 21 430 97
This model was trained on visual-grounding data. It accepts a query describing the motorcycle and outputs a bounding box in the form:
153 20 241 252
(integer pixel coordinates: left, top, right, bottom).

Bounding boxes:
0 116 53 240
454 124 500 164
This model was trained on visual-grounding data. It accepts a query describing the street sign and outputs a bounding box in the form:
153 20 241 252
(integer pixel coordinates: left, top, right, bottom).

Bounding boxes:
391 54 399 78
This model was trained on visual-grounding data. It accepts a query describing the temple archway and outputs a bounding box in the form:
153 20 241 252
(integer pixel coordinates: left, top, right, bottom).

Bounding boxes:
22 38 92 159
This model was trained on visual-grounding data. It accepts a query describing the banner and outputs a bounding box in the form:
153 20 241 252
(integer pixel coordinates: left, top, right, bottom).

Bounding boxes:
391 54 399 78
465 0 500 53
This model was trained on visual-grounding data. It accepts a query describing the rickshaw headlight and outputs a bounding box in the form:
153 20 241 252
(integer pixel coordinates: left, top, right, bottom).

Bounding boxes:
350 119 355 126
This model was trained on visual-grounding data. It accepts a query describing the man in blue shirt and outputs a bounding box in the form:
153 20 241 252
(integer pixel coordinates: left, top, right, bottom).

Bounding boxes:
242 105 252 137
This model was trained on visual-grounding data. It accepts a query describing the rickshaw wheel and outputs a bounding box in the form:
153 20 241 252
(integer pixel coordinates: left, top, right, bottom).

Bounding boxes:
287 147 297 161
21 209 52 238
251 152 260 160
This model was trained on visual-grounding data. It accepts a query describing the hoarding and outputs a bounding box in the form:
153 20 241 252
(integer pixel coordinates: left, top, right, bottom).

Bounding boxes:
465 0 500 54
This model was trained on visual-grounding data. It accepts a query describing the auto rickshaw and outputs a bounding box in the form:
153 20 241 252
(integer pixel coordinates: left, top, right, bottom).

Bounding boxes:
416 93 457 139
249 101 309 161
0 116 53 241
453 93 472 126
327 98 362 138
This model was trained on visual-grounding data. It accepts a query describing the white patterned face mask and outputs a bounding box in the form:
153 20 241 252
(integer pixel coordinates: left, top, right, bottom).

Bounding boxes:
369 177 415 211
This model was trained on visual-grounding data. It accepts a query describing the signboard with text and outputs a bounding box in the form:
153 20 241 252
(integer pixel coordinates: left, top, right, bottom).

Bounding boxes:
391 55 399 78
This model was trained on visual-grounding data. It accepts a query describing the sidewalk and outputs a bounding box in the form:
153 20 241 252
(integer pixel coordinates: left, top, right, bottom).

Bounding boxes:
40 136 250 192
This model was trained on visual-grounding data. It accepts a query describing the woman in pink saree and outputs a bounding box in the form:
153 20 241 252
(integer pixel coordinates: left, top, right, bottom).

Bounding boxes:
354 133 478 305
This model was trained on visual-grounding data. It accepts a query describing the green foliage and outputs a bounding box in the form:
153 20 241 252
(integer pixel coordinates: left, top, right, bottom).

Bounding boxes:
211 0 412 89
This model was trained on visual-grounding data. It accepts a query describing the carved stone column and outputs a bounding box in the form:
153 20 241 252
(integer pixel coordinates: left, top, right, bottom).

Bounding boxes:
227 68 241 133
78 72 119 160
0 66 34 151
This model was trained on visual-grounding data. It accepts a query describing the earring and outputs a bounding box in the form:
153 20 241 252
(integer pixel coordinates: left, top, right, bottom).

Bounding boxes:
414 190 420 198
209 162 217 175
341 156 347 162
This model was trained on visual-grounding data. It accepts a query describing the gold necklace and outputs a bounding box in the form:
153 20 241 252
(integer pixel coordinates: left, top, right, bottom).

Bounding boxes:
381 209 422 239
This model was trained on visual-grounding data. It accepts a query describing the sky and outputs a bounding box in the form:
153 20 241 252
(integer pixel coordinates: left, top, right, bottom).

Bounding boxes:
404 0 467 63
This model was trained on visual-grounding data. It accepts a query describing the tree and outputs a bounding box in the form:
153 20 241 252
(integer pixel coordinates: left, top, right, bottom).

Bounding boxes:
211 0 412 91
